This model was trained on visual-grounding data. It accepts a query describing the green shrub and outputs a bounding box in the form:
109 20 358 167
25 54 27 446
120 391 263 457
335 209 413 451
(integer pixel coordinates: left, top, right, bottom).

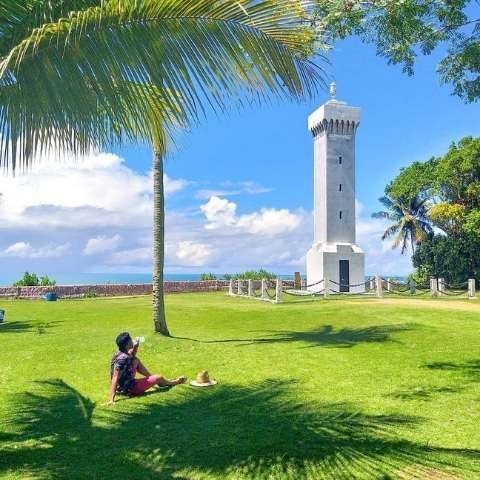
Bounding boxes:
13 272 56 287
40 275 56 286
85 287 98 298
229 269 277 280
199 273 217 281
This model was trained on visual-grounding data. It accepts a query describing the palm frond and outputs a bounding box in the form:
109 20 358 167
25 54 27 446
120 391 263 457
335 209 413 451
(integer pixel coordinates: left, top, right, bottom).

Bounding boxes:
381 223 401 241
372 211 391 220
0 0 327 171
377 195 394 209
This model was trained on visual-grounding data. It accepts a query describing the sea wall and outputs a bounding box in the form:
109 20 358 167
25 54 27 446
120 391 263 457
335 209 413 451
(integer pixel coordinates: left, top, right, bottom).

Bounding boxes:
0 281 230 299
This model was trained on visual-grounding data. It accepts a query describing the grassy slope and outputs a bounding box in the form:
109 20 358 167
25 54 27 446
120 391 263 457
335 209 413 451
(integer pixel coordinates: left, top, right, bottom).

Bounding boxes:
0 293 479 479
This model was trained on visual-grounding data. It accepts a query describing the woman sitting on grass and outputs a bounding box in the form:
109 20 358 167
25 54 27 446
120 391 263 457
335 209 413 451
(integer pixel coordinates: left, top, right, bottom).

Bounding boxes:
107 332 186 405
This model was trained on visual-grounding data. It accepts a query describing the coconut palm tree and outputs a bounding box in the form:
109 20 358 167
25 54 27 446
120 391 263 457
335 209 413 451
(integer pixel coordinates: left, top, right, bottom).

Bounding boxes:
372 195 433 254
0 0 326 335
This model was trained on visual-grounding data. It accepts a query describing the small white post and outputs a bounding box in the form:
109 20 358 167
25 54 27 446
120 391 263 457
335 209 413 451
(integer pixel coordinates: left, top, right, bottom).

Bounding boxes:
301 277 307 291
438 278 445 296
386 278 391 292
324 276 330 298
369 277 375 292
275 278 282 304
261 279 267 300
228 279 234 296
248 279 253 297
237 279 242 296
468 279 476 299
430 278 438 297
376 275 383 298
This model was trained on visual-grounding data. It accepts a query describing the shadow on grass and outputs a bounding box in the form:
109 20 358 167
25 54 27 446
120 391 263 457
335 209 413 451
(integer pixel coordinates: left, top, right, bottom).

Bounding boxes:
0 320 32 333
175 324 413 349
0 320 61 335
425 360 480 382
388 385 463 402
1 379 478 479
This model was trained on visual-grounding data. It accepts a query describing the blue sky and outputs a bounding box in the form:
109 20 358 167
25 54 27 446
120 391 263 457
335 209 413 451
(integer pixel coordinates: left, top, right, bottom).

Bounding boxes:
1 37 479 282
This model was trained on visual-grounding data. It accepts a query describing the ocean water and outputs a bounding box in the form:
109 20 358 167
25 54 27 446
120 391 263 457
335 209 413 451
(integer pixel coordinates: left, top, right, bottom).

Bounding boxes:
0 272 404 287
0 273 191 287
0 272 296 287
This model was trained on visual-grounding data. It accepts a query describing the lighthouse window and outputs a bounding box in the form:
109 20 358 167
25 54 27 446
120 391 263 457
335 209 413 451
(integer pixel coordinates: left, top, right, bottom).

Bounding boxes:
339 184 342 192
338 156 342 164
339 211 343 219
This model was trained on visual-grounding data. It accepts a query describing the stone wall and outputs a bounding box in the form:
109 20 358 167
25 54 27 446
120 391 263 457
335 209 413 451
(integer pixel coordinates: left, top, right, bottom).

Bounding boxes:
0 281 230 299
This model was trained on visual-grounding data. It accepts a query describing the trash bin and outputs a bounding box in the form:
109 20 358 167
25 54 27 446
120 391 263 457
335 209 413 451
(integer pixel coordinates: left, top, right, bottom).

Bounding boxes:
45 293 58 302
0 309 5 323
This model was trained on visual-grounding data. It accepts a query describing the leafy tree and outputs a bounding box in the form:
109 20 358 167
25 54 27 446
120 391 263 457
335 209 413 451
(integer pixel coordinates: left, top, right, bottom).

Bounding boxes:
372 195 432 254
381 136 480 281
407 264 432 286
427 202 466 236
412 234 480 283
434 137 480 208
0 1 325 336
13 272 56 287
387 137 480 231
314 0 480 102
464 209 480 237
13 272 40 287
386 159 438 201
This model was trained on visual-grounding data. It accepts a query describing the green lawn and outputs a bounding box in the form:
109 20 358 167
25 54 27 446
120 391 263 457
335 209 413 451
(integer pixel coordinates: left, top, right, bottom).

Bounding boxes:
1 293 479 479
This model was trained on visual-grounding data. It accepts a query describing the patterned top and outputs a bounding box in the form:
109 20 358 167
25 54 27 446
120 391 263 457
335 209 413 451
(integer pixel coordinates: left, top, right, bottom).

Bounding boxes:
110 351 136 394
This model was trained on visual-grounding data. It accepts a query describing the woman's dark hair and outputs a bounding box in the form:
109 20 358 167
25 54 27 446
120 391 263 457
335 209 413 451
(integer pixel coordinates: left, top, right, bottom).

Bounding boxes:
116 332 132 353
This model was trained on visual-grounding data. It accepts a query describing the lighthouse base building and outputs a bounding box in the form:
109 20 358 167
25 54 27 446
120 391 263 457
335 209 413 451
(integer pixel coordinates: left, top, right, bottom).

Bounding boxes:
306 85 365 293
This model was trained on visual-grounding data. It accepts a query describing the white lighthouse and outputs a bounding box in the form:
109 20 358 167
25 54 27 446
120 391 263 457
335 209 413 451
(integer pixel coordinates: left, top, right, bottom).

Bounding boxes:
306 84 365 293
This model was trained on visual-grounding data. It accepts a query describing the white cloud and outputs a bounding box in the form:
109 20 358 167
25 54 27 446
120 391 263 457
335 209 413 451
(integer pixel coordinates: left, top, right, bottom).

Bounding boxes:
176 241 213 266
2 241 71 258
196 181 271 200
357 216 412 276
201 196 237 229
236 208 301 235
0 152 188 230
83 234 121 256
164 174 189 196
108 247 152 266
200 196 302 235
0 153 413 277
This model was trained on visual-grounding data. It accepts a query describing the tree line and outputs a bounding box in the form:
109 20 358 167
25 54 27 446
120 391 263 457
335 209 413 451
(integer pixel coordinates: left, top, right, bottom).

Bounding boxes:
374 137 480 284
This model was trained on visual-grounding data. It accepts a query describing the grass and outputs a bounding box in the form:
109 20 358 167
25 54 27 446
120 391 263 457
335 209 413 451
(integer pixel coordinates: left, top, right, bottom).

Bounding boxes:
1 293 480 479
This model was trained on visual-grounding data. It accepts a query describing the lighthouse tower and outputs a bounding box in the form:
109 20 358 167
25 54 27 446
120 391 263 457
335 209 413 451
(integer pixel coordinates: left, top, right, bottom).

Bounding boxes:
306 84 365 293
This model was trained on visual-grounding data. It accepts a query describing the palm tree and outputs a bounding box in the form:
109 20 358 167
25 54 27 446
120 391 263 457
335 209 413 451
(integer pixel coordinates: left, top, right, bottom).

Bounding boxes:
0 0 326 335
372 195 433 254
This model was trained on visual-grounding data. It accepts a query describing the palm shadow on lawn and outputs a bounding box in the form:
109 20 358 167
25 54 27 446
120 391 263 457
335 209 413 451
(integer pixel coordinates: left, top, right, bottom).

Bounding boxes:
388 359 480 403
0 320 61 335
175 323 413 349
1 379 478 480
0 320 32 333
425 360 480 383
388 385 464 402
426 360 480 375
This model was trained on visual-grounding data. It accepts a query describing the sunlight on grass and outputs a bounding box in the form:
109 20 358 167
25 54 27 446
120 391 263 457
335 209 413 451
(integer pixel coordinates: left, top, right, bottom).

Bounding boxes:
1 293 479 479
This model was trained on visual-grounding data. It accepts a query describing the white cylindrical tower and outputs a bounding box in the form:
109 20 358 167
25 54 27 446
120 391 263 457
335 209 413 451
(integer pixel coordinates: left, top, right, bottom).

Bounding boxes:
306 84 365 293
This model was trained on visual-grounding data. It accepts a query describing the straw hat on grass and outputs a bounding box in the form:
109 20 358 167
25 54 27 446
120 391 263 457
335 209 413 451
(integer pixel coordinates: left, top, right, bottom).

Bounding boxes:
190 370 217 387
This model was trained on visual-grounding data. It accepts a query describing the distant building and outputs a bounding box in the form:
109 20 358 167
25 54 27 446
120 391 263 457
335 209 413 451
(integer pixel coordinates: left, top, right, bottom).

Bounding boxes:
306 84 365 293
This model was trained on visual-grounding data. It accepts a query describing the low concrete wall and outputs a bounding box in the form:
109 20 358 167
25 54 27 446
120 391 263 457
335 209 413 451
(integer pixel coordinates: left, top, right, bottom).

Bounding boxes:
0 280 230 299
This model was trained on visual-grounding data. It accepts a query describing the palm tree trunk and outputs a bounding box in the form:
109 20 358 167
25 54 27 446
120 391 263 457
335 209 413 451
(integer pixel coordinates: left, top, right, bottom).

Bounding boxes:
152 144 170 336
